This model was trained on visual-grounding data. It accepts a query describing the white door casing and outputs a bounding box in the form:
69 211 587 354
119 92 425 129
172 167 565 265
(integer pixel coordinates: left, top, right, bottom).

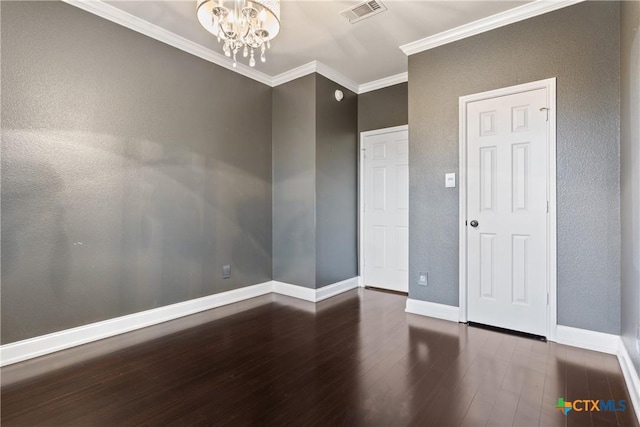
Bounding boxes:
360 126 409 293
459 79 557 339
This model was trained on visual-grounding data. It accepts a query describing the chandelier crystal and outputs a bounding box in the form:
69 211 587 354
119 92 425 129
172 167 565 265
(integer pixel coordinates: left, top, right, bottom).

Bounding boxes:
197 0 281 68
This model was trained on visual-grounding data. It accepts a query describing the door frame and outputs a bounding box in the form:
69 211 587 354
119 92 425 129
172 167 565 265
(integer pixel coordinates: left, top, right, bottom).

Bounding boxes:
359 124 409 289
458 78 557 340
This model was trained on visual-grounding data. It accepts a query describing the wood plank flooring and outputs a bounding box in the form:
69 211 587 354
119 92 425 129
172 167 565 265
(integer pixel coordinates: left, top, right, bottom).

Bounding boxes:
2 289 638 426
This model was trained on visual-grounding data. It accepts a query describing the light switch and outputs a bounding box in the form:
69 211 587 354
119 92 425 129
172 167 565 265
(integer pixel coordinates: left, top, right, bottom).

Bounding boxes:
445 173 456 188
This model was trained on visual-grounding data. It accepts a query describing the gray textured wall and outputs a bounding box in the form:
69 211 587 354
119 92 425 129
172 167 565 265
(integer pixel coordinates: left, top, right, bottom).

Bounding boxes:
358 83 408 133
315 75 358 287
408 1 621 334
621 0 640 373
1 1 273 344
272 75 317 288
272 74 358 289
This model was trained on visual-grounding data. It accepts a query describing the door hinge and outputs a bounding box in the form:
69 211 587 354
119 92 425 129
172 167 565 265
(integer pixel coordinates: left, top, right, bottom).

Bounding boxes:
361 148 367 158
547 293 550 306
540 107 550 121
546 201 549 213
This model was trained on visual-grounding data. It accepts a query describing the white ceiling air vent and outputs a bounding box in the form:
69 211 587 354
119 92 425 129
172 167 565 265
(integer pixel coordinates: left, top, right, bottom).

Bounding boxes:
340 0 387 24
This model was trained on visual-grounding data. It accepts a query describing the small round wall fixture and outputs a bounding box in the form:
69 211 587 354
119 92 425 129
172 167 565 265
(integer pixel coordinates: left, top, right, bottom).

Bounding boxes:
334 90 344 102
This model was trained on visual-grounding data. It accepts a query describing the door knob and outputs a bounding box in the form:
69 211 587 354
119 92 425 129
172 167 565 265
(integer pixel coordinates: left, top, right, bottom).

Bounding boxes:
470 220 479 228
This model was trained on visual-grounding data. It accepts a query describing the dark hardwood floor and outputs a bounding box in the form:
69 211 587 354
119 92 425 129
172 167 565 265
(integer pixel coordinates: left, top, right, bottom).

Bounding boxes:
2 289 638 426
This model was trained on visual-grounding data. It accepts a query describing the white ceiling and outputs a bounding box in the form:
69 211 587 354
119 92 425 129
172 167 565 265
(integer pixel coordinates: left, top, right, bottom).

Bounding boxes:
102 0 530 85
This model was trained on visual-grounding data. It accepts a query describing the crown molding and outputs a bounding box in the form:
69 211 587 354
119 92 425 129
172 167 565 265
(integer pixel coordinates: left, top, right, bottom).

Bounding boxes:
61 0 273 86
271 61 360 94
358 72 408 94
315 61 360 94
271 61 318 87
62 0 580 95
400 0 584 56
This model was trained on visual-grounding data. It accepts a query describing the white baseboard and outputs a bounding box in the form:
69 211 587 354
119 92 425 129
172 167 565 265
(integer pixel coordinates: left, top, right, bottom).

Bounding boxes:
272 277 359 303
272 281 316 302
405 298 460 322
618 339 640 425
1 277 360 367
316 277 360 302
555 325 620 354
0 281 273 367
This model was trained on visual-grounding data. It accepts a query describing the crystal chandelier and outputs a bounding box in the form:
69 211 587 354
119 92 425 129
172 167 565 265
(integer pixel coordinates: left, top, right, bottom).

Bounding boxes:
196 0 281 68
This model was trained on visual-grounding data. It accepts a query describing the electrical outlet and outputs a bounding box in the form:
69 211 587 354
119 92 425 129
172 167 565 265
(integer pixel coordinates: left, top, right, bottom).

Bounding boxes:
222 265 231 279
418 272 428 286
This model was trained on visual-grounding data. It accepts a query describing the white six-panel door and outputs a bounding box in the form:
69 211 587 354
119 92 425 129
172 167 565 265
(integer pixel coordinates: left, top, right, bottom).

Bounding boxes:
465 88 549 337
362 128 409 293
